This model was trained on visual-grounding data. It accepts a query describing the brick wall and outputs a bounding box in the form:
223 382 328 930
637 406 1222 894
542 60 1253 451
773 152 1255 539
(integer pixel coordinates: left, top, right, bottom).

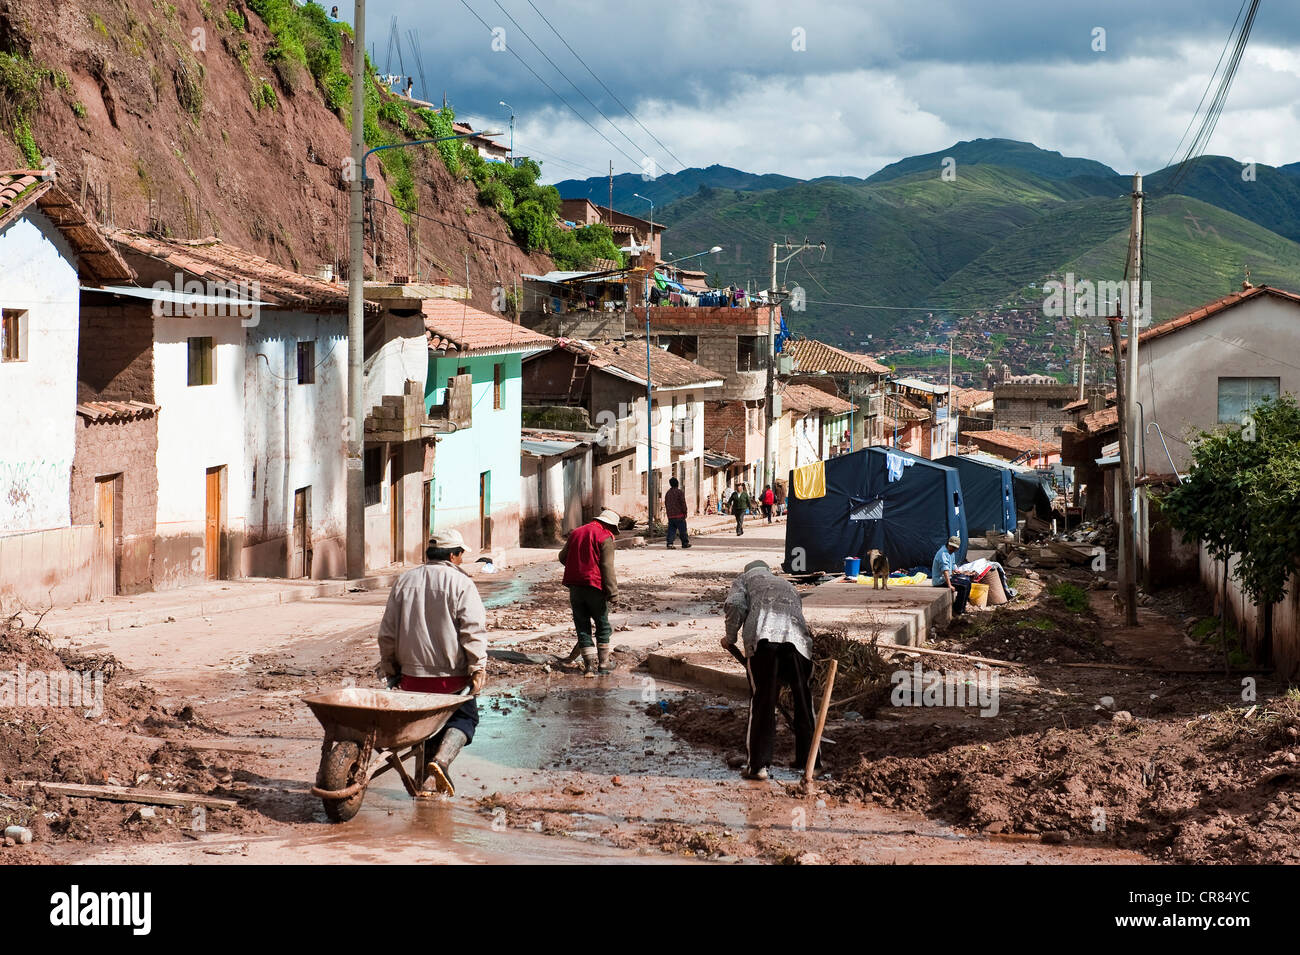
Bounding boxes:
70 415 159 593
77 304 154 403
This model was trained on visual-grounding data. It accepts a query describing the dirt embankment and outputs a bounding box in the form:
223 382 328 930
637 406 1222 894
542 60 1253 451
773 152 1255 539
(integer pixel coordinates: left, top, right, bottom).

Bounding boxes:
656 573 1300 864
0 622 261 863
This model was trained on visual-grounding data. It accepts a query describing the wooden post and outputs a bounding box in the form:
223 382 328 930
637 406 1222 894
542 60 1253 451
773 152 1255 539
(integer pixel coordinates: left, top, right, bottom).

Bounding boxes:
805 659 838 783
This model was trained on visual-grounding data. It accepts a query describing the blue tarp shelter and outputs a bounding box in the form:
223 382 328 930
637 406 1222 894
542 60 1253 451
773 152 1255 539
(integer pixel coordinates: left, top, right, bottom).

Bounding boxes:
937 454 1015 534
783 446 968 574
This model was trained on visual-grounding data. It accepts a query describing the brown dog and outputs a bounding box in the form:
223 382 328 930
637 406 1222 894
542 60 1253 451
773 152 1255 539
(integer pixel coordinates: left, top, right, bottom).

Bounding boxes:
867 549 890 589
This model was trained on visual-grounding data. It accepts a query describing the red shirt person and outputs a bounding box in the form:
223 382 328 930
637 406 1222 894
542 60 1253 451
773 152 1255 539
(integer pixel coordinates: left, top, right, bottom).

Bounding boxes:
664 477 691 550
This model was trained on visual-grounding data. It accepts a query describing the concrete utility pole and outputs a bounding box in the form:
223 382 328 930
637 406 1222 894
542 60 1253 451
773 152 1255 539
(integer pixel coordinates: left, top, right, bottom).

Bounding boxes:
766 240 823 489
947 330 955 456
1077 328 1087 402
346 0 367 580
1113 171 1143 626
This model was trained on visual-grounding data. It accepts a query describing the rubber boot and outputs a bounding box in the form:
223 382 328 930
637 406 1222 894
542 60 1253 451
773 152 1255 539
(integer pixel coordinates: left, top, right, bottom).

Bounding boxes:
424 728 468 796
554 640 582 668
581 648 599 678
597 646 615 675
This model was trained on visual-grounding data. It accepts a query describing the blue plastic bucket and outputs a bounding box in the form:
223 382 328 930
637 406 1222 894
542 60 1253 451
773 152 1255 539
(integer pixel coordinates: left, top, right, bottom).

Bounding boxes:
844 557 861 579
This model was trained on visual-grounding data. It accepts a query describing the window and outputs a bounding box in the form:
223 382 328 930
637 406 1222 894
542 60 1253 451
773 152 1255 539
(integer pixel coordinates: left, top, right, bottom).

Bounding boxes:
1 308 27 362
493 362 503 409
363 447 383 506
737 335 769 372
1218 377 1280 424
659 334 698 362
187 336 215 386
297 341 315 384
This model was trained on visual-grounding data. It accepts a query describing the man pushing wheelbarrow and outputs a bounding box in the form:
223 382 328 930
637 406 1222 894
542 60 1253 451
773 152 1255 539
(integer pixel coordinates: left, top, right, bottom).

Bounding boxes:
377 528 486 797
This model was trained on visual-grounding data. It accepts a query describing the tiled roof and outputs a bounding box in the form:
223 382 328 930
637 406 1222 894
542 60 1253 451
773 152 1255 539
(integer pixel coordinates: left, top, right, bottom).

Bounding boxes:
107 231 347 309
780 382 856 415
76 400 160 422
556 338 724 389
1 171 133 284
952 387 993 411
1081 406 1119 432
785 339 890 375
423 299 553 355
967 429 1060 457
1062 397 1088 412
1126 284 1300 350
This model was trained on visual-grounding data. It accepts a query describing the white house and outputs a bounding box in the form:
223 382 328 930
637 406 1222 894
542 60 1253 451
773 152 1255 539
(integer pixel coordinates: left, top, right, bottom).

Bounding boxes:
0 171 133 611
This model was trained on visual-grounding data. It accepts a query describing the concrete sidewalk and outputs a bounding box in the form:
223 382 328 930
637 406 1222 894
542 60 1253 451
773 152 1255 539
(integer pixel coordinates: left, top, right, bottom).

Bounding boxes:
645 575 952 695
34 545 559 640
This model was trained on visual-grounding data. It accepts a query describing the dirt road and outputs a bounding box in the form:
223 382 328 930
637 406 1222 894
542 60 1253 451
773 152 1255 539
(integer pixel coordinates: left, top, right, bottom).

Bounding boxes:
14 521 1290 864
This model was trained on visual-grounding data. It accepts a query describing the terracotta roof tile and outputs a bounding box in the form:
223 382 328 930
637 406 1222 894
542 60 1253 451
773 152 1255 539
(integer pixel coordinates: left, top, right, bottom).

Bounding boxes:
967 429 1060 457
780 382 856 415
555 338 724 389
785 339 890 375
953 387 993 411
76 400 160 422
108 230 345 309
1081 406 1119 432
423 299 553 355
1 171 132 284
1125 284 1300 350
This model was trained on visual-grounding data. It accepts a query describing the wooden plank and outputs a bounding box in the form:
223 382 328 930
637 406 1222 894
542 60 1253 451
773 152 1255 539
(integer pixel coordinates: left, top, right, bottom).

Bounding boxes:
14 781 238 810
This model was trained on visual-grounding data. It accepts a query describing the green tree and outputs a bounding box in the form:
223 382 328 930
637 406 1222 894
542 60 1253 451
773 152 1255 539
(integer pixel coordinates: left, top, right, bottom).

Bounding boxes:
1162 394 1300 665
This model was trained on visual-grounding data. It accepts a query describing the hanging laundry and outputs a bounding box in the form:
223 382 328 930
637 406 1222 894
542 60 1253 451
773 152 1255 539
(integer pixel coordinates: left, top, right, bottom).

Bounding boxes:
885 452 915 483
792 460 826 499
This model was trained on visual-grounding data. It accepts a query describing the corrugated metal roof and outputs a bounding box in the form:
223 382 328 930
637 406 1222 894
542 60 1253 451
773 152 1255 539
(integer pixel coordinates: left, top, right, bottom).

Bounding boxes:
522 438 583 456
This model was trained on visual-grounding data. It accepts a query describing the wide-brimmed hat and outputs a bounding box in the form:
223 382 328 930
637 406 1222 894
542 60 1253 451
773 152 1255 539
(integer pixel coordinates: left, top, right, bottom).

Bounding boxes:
946 535 961 548
596 508 621 533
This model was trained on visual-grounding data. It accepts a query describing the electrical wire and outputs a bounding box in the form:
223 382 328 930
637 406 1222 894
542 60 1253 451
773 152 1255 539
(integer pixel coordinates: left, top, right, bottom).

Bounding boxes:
521 0 687 172
457 0 643 168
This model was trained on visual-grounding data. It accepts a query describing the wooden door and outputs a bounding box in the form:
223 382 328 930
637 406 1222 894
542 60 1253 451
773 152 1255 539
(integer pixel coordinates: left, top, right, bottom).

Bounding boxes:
479 470 492 550
94 475 118 595
389 450 402 565
205 467 222 580
293 487 312 579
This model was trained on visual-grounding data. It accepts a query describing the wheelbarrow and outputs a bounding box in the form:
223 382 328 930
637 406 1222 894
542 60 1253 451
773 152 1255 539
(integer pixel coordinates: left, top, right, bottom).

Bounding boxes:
304 686 469 822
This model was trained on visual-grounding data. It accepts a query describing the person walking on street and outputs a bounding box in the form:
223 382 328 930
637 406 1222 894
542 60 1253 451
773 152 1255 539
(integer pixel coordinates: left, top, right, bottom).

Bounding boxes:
720 560 816 780
664 477 692 549
378 529 486 796
557 509 621 676
932 535 972 615
760 485 775 523
731 482 751 536
773 480 786 516
720 485 732 516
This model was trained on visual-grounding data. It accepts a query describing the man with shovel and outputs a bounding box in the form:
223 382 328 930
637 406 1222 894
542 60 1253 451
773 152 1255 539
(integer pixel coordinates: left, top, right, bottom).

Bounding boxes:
378 529 487 796
720 560 816 780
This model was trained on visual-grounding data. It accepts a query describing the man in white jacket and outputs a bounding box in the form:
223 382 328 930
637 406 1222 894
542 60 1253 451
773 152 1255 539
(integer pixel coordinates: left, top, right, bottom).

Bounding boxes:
378 529 487 795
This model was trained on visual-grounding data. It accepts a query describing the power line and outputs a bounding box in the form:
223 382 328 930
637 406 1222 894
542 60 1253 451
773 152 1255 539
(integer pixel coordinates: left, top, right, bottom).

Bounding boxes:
457 0 643 168
522 0 687 173
492 0 657 165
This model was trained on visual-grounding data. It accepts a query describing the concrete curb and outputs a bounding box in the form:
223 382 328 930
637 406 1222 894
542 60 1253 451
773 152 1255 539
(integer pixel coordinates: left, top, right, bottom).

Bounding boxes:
645 650 749 696
43 572 405 639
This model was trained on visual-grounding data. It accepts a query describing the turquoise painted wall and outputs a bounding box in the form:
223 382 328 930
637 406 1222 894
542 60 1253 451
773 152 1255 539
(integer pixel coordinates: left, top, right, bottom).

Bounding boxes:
426 352 524 545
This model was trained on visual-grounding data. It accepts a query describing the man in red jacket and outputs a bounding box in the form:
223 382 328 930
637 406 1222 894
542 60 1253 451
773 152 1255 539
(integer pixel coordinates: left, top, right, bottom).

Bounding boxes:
557 508 621 676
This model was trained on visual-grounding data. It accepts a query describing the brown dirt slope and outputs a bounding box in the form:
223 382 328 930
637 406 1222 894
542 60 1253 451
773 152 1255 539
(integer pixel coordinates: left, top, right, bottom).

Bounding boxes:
0 0 549 312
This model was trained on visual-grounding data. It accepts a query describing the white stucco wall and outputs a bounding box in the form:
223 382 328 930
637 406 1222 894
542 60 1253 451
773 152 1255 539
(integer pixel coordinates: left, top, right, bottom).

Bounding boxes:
243 312 348 577
364 312 428 410
1137 294 1300 475
0 213 80 533
152 312 246 585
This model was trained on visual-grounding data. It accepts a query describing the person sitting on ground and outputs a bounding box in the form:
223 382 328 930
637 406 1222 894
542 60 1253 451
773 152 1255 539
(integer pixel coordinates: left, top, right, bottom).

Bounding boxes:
721 560 816 780
932 535 972 615
378 529 486 796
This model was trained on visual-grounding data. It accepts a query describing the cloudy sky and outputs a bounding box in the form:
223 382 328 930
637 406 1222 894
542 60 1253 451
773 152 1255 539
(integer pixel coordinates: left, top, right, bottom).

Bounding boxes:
361 0 1296 183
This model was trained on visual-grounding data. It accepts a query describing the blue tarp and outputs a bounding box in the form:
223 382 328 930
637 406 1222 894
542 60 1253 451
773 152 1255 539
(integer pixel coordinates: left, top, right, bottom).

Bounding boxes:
783 446 968 574
937 454 1015 534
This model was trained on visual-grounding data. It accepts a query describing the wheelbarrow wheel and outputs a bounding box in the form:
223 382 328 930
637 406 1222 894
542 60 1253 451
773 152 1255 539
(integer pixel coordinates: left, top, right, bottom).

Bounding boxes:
319 741 367 822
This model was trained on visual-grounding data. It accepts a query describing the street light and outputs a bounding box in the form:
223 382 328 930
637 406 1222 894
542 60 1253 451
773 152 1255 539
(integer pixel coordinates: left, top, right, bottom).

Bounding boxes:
498 100 514 160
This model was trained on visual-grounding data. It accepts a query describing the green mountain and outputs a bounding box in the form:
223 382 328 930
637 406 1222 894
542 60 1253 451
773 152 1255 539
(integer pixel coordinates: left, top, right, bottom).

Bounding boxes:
551 164 799 215
864 137 1121 186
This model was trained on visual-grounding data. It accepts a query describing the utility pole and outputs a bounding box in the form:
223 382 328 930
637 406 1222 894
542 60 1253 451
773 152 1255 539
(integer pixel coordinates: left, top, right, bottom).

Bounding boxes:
766 240 824 488
346 0 367 580
946 330 955 456
608 161 613 226
1077 328 1087 402
1112 171 1143 626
